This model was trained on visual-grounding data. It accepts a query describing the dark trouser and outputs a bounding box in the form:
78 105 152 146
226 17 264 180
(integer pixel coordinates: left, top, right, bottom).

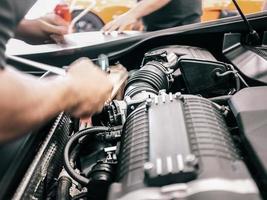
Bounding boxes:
181 14 201 25
145 14 201 31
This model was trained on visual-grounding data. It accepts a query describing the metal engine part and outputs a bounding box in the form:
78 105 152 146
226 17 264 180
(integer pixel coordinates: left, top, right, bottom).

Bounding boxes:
108 93 260 200
62 46 262 200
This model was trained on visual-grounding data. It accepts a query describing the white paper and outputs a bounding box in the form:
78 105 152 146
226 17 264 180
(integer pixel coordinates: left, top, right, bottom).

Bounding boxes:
6 31 142 56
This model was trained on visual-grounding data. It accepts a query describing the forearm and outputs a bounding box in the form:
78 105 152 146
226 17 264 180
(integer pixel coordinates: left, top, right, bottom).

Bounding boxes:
0 58 112 142
128 0 171 19
0 67 72 141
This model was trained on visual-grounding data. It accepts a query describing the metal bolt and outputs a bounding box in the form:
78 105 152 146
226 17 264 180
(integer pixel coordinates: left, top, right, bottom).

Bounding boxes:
159 89 167 95
185 154 198 167
145 98 152 111
174 92 182 99
146 98 153 106
169 92 173 102
162 93 166 103
174 92 184 102
154 96 159 105
144 162 154 172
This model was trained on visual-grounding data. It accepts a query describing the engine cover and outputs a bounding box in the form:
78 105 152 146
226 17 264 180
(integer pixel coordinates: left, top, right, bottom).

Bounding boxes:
229 86 267 195
109 93 260 200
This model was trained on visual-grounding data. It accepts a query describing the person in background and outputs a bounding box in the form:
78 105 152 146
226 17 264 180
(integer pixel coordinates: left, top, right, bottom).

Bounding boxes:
103 0 202 33
0 0 113 142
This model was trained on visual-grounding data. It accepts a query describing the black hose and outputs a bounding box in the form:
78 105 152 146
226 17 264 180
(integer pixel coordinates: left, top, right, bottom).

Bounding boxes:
216 70 241 92
64 127 110 185
57 176 72 200
234 72 241 92
237 73 249 87
124 61 169 99
69 145 80 168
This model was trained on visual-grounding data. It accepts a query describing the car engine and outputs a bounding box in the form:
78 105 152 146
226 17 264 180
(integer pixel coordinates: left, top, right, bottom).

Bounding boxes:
11 44 267 200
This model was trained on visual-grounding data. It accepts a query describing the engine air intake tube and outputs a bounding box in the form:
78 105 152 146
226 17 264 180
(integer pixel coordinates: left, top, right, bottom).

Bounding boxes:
124 61 170 99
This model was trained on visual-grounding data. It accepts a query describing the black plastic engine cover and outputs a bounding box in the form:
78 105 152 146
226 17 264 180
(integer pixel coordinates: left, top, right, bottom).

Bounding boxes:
179 59 231 96
109 93 260 200
146 93 198 186
229 86 267 196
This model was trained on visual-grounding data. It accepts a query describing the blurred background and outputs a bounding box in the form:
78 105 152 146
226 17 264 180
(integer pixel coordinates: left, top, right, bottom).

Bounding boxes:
25 0 267 32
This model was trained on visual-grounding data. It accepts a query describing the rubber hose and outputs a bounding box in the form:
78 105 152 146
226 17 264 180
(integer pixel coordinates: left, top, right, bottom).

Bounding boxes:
57 176 72 200
64 126 109 185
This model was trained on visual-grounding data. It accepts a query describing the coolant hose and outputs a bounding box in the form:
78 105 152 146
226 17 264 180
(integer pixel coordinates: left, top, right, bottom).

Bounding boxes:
57 176 72 200
64 126 109 185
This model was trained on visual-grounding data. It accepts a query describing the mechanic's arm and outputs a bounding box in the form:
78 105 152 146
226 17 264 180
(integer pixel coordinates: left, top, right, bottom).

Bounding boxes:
103 0 170 33
15 13 69 44
0 58 112 142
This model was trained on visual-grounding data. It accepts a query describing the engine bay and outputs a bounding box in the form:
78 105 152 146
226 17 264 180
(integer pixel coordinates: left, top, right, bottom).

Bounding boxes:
5 14 267 200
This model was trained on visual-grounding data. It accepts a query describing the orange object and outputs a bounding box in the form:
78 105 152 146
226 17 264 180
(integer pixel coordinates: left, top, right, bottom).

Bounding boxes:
54 3 72 22
202 0 264 22
64 0 264 28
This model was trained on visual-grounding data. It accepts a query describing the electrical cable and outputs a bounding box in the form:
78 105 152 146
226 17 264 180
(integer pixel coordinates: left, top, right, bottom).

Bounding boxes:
216 70 235 77
69 145 80 168
237 73 249 87
64 126 109 185
216 70 241 92
228 64 249 87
